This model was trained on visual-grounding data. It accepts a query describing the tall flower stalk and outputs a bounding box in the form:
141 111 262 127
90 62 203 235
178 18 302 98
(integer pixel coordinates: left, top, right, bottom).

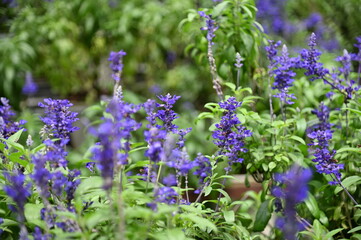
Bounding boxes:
199 11 223 100
308 102 359 205
212 97 252 210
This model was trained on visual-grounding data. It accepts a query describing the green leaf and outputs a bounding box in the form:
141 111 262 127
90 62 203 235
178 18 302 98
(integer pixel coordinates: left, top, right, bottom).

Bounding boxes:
348 226 361 234
268 162 276 171
151 228 189 240
129 146 148 154
24 203 46 228
212 1 230 17
223 82 236 91
7 129 24 143
305 192 320 219
344 108 361 116
8 151 28 167
335 176 361 194
1 138 25 152
289 135 306 145
204 186 212 196
325 228 344 239
222 210 235 223
216 188 232 203
336 147 361 154
253 200 271 232
181 214 218 233
76 176 102 195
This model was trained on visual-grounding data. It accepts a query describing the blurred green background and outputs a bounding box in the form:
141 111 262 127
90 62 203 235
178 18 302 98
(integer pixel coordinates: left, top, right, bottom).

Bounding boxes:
1 0 361 107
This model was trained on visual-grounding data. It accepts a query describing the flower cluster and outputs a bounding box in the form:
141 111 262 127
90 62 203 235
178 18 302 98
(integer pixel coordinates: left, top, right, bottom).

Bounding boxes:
351 36 361 62
154 187 178 204
270 44 298 104
272 165 312 240
300 33 329 81
234 52 243 69
3 172 31 219
256 0 295 36
331 49 360 100
0 97 26 139
108 50 126 82
198 11 218 45
144 127 166 163
193 153 212 194
3 172 31 239
156 94 181 133
167 128 194 177
91 98 141 190
308 102 343 184
212 97 252 172
38 98 79 140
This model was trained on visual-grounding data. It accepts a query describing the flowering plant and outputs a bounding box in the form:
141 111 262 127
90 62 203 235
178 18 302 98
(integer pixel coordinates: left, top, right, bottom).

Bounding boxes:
1 1 361 240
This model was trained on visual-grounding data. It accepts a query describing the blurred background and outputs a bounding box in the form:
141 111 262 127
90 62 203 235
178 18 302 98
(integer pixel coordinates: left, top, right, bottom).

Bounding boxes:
1 0 361 157
2 0 361 108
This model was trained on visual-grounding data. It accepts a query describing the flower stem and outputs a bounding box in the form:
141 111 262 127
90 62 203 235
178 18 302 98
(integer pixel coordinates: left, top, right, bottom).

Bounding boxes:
215 170 229 212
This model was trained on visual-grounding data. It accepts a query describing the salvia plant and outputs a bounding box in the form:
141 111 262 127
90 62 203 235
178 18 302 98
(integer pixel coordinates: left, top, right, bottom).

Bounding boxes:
1 1 361 240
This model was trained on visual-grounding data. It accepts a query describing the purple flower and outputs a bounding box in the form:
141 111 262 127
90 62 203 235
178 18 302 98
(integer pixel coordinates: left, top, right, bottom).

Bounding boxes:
272 165 312 240
86 162 96 172
198 11 218 45
138 167 156 182
300 33 329 81
51 171 67 197
336 49 352 80
154 187 178 205
91 98 141 191
47 139 69 166
3 172 31 222
163 174 177 187
234 53 243 69
143 99 157 127
311 102 332 131
332 50 360 100
144 127 167 163
64 170 81 204
265 40 282 71
193 153 212 194
304 13 322 29
22 72 38 95
156 94 181 133
271 45 298 104
31 154 52 199
38 98 79 140
256 0 295 36
33 227 52 240
212 97 252 172
0 97 26 139
108 50 126 82
351 36 361 62
308 103 344 184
